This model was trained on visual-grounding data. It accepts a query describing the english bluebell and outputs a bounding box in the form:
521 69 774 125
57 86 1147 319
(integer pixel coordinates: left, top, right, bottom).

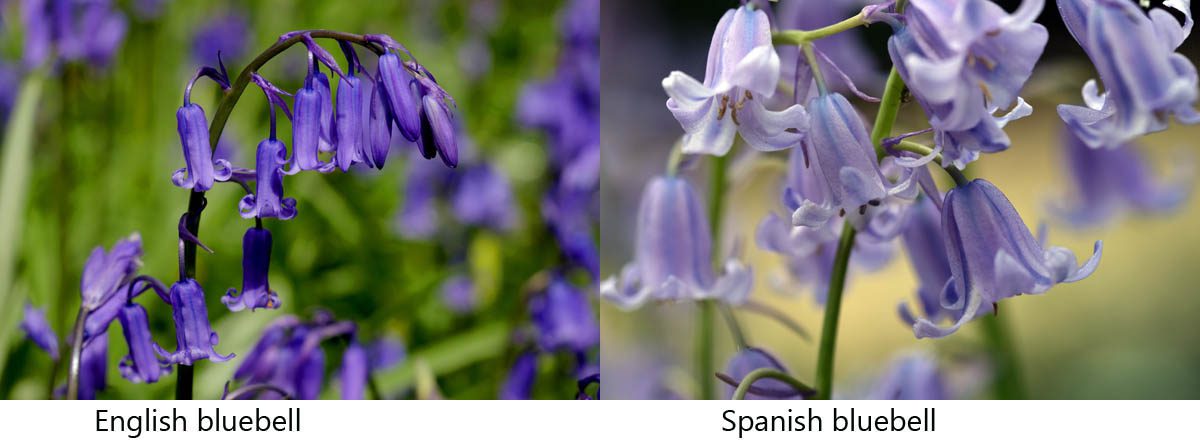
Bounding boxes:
20 303 59 360
221 227 281 312
80 234 143 341
531 276 599 352
159 279 235 365
663 4 809 156
117 302 169 384
21 0 127 68
452 164 516 231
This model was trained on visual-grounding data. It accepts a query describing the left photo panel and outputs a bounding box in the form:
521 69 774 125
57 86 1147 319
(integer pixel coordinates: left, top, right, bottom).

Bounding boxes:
0 0 598 400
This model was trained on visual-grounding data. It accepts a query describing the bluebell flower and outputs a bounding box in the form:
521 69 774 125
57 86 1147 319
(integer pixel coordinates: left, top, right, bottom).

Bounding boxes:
795 93 916 227
222 227 281 312
888 0 1046 168
897 196 963 326
368 336 406 371
1057 0 1200 149
414 73 460 168
80 234 143 341
334 65 367 171
600 176 752 309
530 276 599 352
1050 130 1191 227
160 279 234 364
20 303 59 360
868 353 948 399
117 302 169 384
191 11 249 65
240 138 298 220
440 275 476 314
290 63 336 173
500 352 537 400
233 315 300 385
723 347 801 400
339 340 368 400
452 164 516 231
376 52 422 142
172 102 233 191
542 186 599 279
362 77 394 169
231 314 365 400
663 5 809 156
77 330 108 399
913 179 1102 338
21 0 128 68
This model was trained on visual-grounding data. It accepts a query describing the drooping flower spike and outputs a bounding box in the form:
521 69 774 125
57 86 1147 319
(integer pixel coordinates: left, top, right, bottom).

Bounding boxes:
1057 0 1200 149
1050 129 1192 228
222 227 281 312
887 0 1046 168
912 179 1102 338
600 175 752 309
173 66 234 191
241 73 298 220
663 4 809 156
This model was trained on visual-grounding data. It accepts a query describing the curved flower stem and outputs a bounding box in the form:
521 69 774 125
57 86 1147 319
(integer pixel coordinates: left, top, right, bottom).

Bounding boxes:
772 13 867 45
173 30 385 401
733 367 818 400
64 307 88 400
800 42 828 96
717 304 748 350
697 154 730 400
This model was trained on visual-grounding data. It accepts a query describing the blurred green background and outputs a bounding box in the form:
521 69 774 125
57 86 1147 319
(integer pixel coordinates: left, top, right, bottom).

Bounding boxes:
599 0 1200 399
0 0 587 399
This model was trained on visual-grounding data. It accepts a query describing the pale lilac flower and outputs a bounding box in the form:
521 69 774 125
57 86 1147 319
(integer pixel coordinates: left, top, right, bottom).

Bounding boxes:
600 176 752 309
663 5 809 156
1050 130 1192 227
888 0 1046 168
897 196 964 326
868 353 948 399
1057 0 1200 149
912 179 1102 338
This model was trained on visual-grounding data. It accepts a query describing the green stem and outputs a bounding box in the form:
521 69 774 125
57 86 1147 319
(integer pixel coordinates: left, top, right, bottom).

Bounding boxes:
800 43 828 95
814 223 855 400
697 154 730 400
64 308 87 400
871 69 905 159
733 368 817 400
772 13 867 45
979 314 1026 399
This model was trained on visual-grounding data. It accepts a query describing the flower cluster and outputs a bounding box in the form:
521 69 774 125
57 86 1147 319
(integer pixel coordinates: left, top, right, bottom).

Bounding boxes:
228 312 404 400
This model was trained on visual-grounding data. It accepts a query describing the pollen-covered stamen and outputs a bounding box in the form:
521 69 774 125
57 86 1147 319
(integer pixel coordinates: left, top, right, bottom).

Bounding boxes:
717 94 730 120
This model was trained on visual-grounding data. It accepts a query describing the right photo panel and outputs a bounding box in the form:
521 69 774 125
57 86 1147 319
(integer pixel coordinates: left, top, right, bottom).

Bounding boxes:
600 0 1200 400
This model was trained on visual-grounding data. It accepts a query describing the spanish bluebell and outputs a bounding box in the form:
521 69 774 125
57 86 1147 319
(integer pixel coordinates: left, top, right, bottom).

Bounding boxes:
20 303 59 360
887 0 1046 168
723 347 801 400
663 5 809 156
868 353 948 399
160 279 234 364
530 276 599 352
117 302 169 384
897 197 963 327
1057 0 1200 148
912 179 1102 338
222 227 281 312
1050 130 1191 227
600 175 752 309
